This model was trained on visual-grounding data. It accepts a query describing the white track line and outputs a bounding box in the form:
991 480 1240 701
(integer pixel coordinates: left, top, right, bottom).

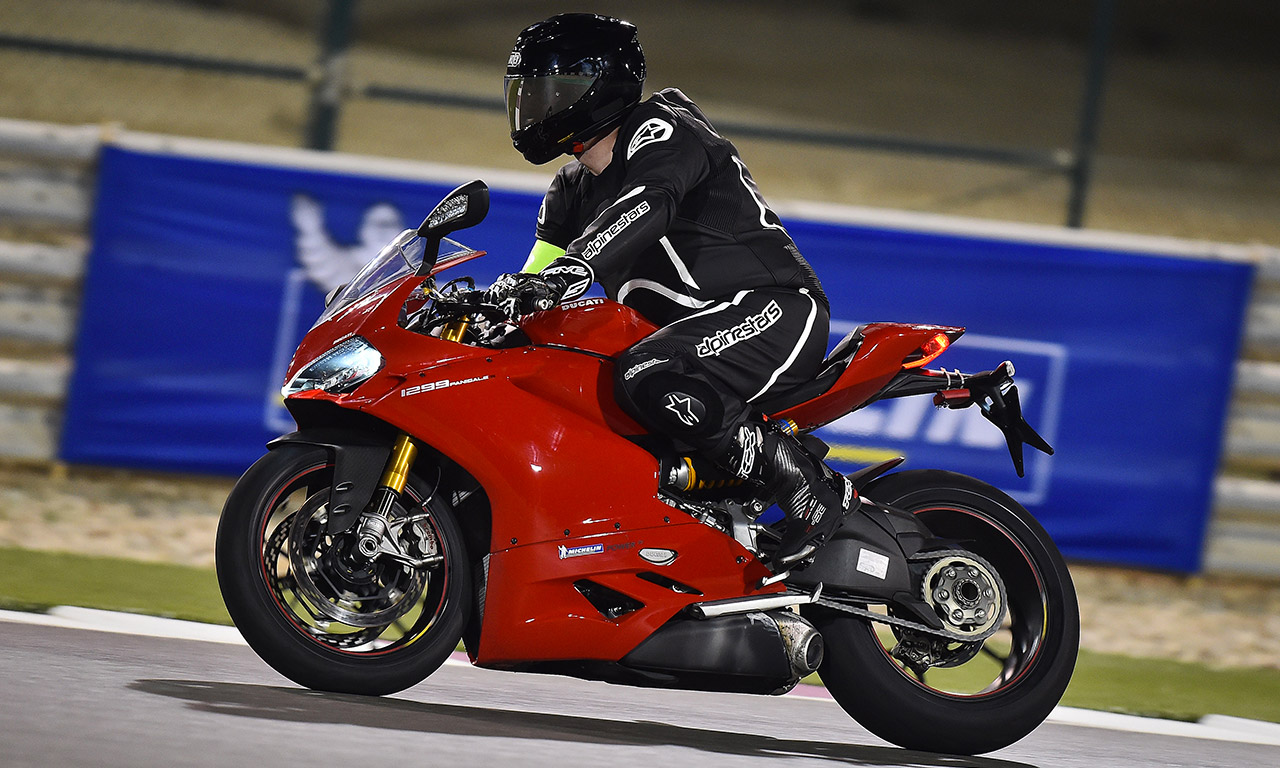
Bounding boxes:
3 607 1278 747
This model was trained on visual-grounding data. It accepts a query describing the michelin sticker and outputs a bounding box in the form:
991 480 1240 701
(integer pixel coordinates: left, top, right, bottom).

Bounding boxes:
559 543 605 560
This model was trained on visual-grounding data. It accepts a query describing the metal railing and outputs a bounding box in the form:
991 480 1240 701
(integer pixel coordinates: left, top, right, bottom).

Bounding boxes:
0 0 1118 228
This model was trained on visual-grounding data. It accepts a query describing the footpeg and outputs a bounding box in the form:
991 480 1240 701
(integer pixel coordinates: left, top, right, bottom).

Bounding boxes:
758 570 791 588
774 543 817 568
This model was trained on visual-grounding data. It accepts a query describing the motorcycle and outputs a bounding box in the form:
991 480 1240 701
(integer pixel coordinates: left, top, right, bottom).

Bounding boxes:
216 180 1077 755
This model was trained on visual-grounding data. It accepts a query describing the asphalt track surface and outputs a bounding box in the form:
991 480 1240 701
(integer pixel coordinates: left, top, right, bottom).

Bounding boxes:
1 617 1277 768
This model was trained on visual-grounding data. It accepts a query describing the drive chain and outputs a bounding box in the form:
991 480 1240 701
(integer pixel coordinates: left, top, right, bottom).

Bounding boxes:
808 549 1006 644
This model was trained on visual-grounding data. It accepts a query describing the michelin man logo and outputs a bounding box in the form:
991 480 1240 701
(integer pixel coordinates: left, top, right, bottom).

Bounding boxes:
290 195 406 294
626 118 674 159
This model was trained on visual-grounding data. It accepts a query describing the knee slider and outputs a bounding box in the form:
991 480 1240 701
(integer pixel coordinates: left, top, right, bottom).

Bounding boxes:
631 371 724 439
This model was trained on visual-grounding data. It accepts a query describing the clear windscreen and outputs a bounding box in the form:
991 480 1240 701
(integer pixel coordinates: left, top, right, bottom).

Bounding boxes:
315 230 473 325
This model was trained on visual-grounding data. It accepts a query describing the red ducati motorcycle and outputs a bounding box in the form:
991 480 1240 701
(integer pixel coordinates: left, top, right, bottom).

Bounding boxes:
217 181 1077 755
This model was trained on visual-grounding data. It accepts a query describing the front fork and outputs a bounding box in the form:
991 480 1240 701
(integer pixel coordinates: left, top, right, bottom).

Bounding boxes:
439 317 471 343
353 433 420 560
349 314 466 557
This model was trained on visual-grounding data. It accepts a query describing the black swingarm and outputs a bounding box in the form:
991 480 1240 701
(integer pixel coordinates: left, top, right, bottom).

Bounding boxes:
786 488 950 632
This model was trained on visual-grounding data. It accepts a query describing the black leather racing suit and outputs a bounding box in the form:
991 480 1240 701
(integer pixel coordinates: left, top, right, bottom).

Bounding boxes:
535 88 832 458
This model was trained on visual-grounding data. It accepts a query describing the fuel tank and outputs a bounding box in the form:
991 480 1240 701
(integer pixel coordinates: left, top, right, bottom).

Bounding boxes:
520 298 658 357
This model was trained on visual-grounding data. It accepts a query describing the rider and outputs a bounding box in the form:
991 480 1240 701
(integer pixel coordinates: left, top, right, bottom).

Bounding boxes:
487 12 855 568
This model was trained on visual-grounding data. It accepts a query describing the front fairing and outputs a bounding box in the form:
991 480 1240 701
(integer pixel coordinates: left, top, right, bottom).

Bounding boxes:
284 231 485 388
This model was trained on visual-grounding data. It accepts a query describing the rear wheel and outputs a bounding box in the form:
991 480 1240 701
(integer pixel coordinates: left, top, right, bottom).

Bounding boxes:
806 470 1079 755
216 444 471 695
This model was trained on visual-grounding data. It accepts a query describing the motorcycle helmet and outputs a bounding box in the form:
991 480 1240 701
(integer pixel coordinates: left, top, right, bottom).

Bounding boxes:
505 13 646 164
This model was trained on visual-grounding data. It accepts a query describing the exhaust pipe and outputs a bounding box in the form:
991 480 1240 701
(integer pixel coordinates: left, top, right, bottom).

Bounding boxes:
771 611 824 677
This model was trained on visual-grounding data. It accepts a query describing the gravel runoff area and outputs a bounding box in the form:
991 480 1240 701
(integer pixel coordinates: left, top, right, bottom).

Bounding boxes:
0 463 1276 671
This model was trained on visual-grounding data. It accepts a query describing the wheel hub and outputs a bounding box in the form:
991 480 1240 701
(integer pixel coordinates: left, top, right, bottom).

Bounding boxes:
288 492 427 628
320 537 379 591
921 553 1005 639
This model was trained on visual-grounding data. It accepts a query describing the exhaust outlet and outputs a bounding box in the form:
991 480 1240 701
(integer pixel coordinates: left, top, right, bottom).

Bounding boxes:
770 611 824 677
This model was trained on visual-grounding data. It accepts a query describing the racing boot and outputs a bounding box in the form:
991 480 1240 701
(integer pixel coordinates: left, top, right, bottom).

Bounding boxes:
718 420 857 568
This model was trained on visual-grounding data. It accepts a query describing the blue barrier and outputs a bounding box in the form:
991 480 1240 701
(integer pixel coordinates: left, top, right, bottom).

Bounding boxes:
61 142 1254 571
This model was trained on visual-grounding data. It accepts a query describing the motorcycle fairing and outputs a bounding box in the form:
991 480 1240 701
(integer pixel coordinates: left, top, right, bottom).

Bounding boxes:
286 275 785 666
476 520 775 665
281 266 1038 669
520 297 659 357
508 612 798 695
769 322 966 430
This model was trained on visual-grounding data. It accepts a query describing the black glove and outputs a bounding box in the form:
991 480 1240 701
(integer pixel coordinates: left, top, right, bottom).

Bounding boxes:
483 272 567 319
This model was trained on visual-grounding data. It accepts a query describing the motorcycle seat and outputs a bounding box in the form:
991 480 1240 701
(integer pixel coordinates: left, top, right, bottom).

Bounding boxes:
756 326 867 415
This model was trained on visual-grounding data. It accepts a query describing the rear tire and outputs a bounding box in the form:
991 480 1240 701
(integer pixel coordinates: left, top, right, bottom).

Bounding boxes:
216 444 471 696
806 470 1079 755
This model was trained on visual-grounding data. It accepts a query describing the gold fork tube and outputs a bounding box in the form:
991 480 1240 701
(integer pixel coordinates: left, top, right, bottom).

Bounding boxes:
378 434 418 494
440 318 471 343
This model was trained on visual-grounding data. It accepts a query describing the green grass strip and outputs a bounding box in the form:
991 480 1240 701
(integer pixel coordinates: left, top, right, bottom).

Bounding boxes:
0 547 231 625
1061 649 1280 723
2 546 1278 723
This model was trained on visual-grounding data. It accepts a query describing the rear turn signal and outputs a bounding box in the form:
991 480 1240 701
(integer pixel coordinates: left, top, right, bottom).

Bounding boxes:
903 333 951 369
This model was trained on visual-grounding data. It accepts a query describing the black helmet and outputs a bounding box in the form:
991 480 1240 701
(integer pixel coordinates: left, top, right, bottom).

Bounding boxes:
505 13 645 165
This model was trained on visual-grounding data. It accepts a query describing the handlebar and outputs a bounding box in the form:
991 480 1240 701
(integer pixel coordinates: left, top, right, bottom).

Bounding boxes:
431 287 513 323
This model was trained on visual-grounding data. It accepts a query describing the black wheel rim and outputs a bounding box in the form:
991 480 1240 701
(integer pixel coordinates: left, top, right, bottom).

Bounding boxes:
255 463 453 657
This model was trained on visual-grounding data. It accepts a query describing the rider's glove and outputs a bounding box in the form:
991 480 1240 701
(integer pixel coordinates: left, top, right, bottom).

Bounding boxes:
484 272 567 319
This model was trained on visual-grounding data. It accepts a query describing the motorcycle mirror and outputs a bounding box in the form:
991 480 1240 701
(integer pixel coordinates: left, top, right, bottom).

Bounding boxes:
323 283 347 307
416 180 490 275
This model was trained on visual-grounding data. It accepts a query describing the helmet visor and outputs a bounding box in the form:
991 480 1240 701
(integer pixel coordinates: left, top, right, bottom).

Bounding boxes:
505 74 597 133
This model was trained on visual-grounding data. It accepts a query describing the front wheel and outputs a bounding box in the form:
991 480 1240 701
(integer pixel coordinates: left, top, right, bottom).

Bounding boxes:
806 470 1079 755
215 444 471 695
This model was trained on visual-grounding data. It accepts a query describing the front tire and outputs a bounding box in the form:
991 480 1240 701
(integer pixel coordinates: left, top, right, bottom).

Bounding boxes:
216 444 471 696
807 470 1079 755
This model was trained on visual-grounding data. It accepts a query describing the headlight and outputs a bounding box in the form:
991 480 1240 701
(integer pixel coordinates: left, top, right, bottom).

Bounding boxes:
282 336 384 397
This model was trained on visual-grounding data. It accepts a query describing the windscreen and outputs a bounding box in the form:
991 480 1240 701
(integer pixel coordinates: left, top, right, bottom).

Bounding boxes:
315 230 471 325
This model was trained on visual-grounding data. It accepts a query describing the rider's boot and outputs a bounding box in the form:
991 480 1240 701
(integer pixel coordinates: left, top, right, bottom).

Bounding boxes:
718 420 857 568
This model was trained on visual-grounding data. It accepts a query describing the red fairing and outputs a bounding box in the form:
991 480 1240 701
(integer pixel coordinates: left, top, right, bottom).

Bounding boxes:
479 523 775 664
284 278 779 666
282 267 964 668
520 297 659 357
772 322 965 430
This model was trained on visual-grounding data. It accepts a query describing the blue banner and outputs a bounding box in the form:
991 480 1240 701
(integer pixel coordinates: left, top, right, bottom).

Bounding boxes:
62 142 1254 571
